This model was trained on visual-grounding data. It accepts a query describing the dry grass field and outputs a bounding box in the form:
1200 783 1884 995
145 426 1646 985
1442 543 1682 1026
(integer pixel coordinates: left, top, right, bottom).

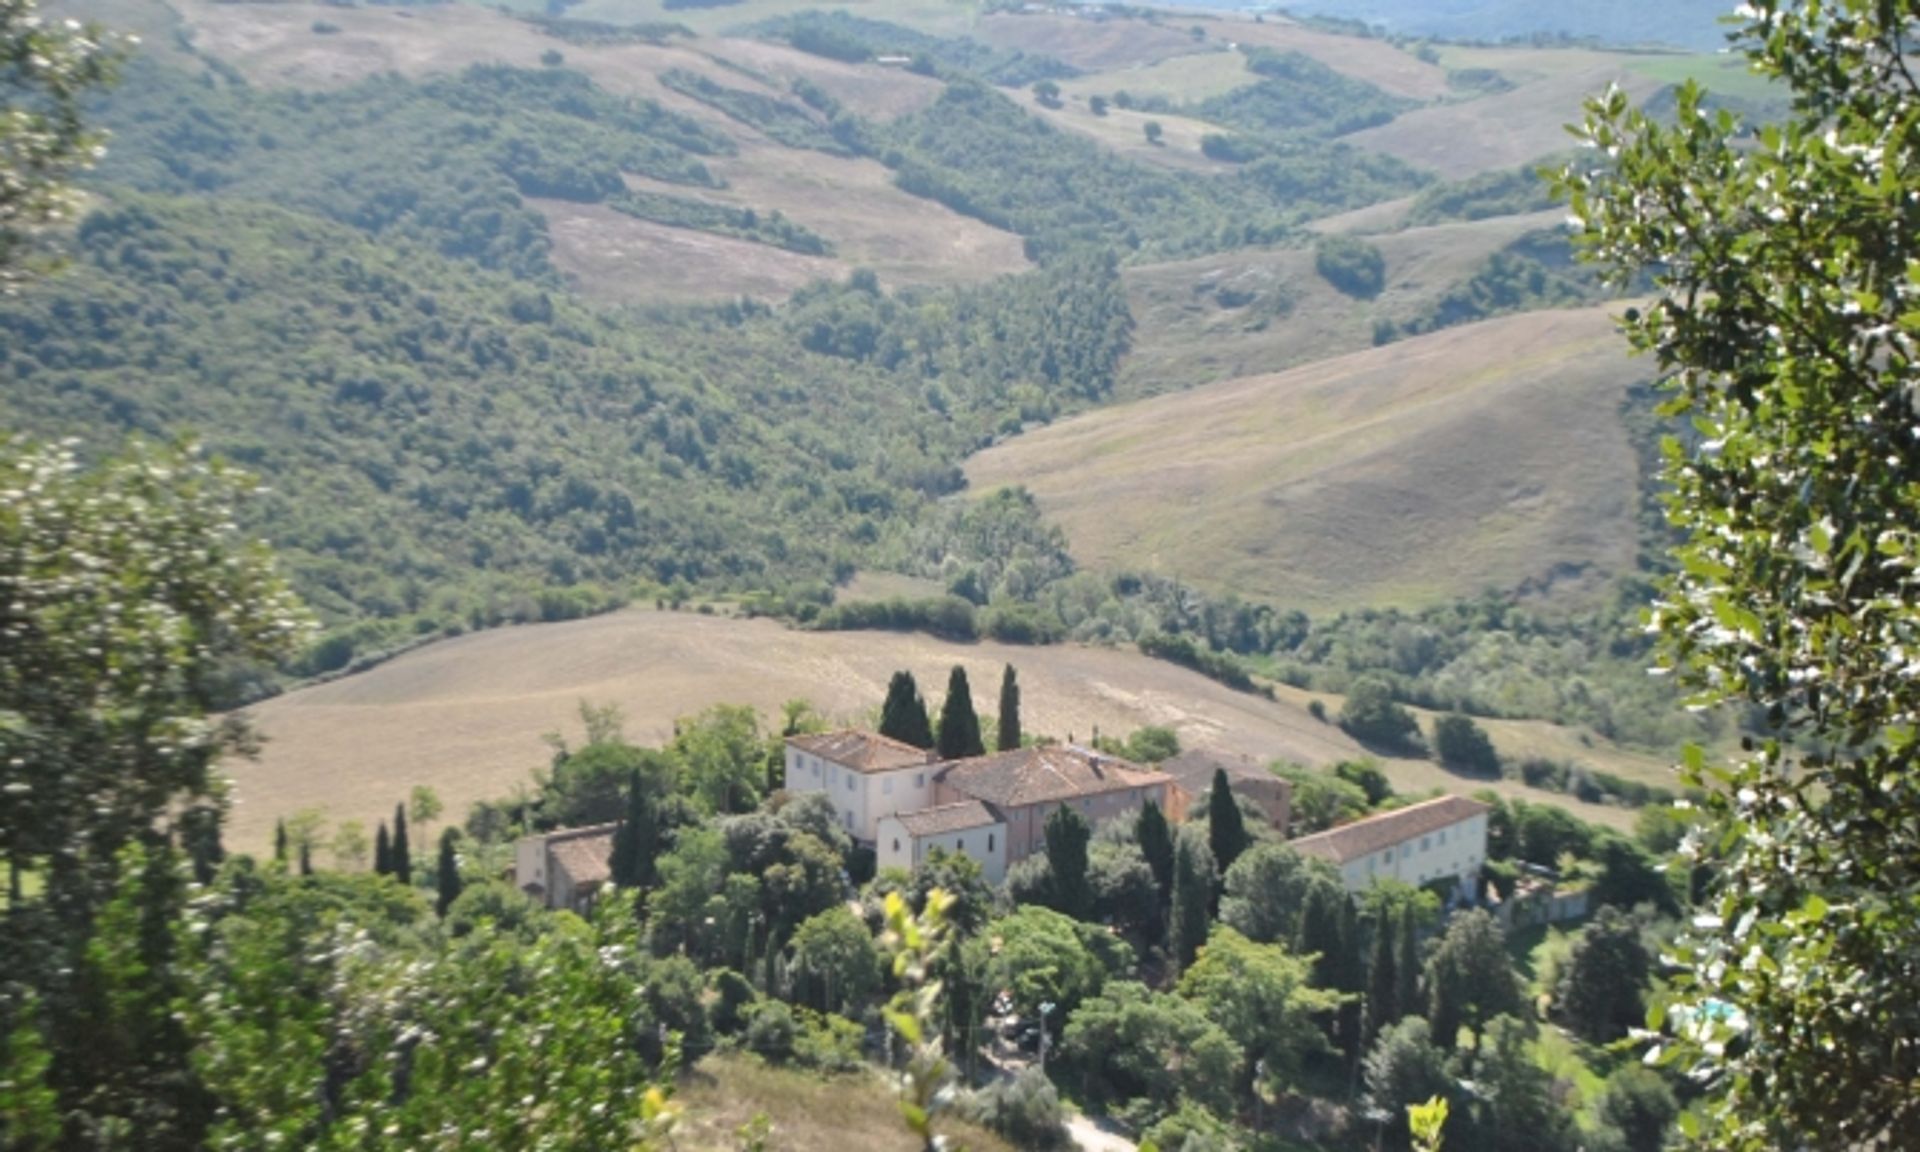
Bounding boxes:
1062 47 1257 104
1120 208 1570 396
230 608 1651 858
1013 88 1236 174
972 10 1212 71
679 1056 1015 1152
967 306 1645 614
1210 12 1453 100
538 199 847 305
1345 64 1665 178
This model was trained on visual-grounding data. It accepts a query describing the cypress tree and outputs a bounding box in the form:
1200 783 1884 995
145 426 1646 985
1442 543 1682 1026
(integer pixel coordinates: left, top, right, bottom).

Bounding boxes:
610 769 661 889
1395 905 1422 1031
997 664 1022 752
1043 805 1092 920
879 671 934 750
393 803 411 884
436 828 463 917
1207 769 1251 873
1365 907 1400 1048
1135 799 1174 900
1169 828 1216 972
374 821 392 877
273 818 288 864
298 842 313 877
936 665 986 760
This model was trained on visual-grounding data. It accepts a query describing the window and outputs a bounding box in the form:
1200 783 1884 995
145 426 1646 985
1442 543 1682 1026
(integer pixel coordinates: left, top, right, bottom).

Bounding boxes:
1420 836 1430 852
811 759 819 777
915 773 925 788
892 839 900 853
1382 851 1392 865
956 838 965 852
1438 829 1447 845
846 776 855 792
988 834 995 852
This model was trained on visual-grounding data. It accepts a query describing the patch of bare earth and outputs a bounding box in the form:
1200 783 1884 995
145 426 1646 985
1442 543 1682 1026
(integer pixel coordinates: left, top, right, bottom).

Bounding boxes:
231 609 1636 856
1211 14 1452 101
1345 65 1665 179
537 199 844 304
973 11 1212 71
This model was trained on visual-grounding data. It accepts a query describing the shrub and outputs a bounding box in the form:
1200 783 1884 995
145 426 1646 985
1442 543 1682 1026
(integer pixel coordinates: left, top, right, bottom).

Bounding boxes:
959 1068 1069 1149
1433 712 1501 776
1314 235 1386 298
1338 677 1423 753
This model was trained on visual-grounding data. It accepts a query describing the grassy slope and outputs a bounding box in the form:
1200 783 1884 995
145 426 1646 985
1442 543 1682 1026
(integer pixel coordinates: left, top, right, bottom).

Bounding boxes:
160 0 1027 300
966 305 1644 614
679 1056 1015 1152
233 608 1651 856
1119 208 1568 396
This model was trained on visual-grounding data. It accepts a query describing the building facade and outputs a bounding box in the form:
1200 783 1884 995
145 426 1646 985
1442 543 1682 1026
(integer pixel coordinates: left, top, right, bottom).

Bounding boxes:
1288 794 1490 898
514 822 618 913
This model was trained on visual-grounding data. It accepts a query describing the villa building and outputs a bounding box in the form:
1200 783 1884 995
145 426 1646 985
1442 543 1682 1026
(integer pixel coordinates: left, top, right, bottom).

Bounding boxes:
1288 794 1490 899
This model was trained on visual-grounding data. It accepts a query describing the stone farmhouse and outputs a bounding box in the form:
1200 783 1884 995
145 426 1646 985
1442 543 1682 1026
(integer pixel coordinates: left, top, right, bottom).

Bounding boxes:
783 730 1172 886
514 821 617 913
1288 794 1490 900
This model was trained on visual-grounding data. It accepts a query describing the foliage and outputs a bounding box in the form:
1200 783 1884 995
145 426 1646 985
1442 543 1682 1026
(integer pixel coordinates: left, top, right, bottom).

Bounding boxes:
0 0 122 283
1205 770 1252 875
609 190 832 255
1556 906 1651 1044
1431 713 1501 777
1168 825 1215 972
1195 48 1411 138
1135 800 1174 901
1042 805 1093 921
434 828 462 917
788 906 881 1015
1595 1066 1679 1152
659 70 852 157
880 670 935 750
1314 234 1387 298
958 1067 1068 1150
1338 676 1425 753
1362 1018 1454 1150
1088 839 1160 943
0 439 307 913
987 905 1127 1021
1405 166 1558 226
1218 842 1340 945
1059 980 1239 1120
1423 909 1522 1048
1177 926 1341 1089
997 664 1021 752
1135 631 1268 695
1459 1016 1579 1152
935 665 985 760
1270 763 1371 835
1555 2 1920 1143
751 10 1079 87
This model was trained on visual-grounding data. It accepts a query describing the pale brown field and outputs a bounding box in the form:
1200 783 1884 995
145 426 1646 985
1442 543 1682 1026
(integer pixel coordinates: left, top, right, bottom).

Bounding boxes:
1209 12 1453 100
1307 195 1418 235
537 199 847 304
680 1056 1016 1152
1345 65 1664 178
230 608 1642 856
972 11 1212 71
1120 208 1570 396
966 305 1645 614
695 37 945 121
1013 88 1236 174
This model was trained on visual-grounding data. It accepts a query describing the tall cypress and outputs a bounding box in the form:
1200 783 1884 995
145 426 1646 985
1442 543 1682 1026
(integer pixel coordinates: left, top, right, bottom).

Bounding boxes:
374 821 392 877
273 818 288 864
1394 905 1422 1026
298 842 313 877
436 828 463 917
1365 907 1399 1048
879 670 935 750
1207 769 1251 873
1043 805 1092 920
997 664 1022 752
1135 799 1174 900
610 769 661 890
937 666 986 760
1169 828 1216 972
393 803 412 884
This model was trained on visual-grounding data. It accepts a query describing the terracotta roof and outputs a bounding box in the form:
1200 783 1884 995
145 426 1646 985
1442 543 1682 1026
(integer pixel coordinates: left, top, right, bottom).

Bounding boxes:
787 729 936 774
1289 795 1490 865
537 822 619 889
939 745 1170 809
1160 749 1273 791
890 800 1002 837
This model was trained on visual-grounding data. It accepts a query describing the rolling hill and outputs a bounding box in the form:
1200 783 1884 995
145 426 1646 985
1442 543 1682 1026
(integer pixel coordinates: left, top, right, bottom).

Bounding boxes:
966 305 1647 613
230 607 1654 856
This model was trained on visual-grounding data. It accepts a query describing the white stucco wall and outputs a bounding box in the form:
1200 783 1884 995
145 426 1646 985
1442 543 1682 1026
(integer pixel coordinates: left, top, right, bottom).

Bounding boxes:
1336 813 1488 894
784 747 938 842
877 814 1008 886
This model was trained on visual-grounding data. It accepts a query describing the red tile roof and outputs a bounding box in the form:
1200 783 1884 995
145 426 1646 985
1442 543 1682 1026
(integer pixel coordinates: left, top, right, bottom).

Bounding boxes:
939 745 1170 809
787 729 936 774
1289 795 1490 865
891 800 1002 837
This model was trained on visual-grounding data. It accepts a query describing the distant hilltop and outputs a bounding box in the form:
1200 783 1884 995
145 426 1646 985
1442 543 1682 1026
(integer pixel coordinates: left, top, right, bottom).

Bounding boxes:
1147 0 1737 53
